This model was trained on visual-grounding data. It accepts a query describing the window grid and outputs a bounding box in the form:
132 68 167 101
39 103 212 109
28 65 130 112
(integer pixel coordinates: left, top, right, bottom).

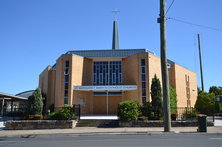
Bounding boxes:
93 61 122 85
64 61 69 105
141 59 146 105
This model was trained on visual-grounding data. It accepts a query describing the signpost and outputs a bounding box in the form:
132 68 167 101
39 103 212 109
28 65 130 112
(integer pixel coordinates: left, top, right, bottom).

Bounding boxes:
216 95 222 102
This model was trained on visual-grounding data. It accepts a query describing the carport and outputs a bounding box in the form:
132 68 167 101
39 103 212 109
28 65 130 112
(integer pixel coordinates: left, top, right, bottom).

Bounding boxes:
0 92 28 116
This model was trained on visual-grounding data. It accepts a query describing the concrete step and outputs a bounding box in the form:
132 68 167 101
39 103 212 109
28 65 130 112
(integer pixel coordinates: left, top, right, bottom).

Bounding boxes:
76 120 119 127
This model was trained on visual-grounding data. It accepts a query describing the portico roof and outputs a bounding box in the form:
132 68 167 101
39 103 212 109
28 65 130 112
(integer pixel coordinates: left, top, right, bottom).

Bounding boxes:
74 85 137 92
0 92 28 100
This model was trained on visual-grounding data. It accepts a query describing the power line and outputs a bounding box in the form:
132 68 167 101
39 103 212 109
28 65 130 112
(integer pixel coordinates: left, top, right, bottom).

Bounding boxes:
167 17 222 32
165 0 175 16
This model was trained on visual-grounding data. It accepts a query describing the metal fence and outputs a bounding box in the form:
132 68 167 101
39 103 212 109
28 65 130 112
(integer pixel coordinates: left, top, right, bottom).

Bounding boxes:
3 104 81 125
48 104 81 120
117 106 215 122
3 107 29 125
170 107 214 122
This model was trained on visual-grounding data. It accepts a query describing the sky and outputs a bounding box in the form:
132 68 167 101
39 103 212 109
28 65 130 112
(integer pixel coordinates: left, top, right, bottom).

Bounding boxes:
0 0 221 95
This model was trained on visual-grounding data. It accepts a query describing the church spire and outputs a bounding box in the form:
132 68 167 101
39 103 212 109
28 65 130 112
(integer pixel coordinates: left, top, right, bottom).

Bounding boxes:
112 9 120 50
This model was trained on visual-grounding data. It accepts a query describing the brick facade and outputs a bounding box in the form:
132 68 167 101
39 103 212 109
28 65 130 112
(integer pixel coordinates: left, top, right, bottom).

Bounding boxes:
39 52 197 114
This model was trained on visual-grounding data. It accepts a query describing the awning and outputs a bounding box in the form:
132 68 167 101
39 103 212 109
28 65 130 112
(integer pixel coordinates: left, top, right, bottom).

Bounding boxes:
74 85 137 92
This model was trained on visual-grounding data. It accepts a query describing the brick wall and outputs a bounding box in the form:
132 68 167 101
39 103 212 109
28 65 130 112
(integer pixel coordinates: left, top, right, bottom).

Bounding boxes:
82 58 93 85
39 66 51 95
173 64 197 107
5 120 77 130
46 70 56 108
73 91 93 114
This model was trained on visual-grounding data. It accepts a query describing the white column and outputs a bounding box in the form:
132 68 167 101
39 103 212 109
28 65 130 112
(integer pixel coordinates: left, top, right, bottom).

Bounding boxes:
107 91 108 115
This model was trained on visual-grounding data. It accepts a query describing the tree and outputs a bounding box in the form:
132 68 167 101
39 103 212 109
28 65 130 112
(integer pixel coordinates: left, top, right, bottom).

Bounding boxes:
169 85 177 112
197 87 202 95
209 86 222 113
150 74 163 113
28 88 44 115
209 86 222 95
195 92 219 113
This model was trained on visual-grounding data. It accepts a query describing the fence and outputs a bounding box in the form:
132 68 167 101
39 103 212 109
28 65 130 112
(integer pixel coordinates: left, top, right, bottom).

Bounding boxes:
170 107 214 122
3 104 81 125
49 104 81 120
3 107 29 125
117 106 214 122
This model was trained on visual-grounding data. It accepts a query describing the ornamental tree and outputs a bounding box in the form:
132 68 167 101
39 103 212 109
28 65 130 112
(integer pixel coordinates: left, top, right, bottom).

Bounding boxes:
150 74 163 113
28 88 44 115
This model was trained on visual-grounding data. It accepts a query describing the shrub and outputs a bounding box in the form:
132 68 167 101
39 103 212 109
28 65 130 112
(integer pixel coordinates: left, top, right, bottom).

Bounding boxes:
119 100 139 121
182 109 199 120
48 105 76 120
169 85 177 113
28 114 43 120
48 112 59 120
138 116 148 121
139 102 152 116
49 104 54 112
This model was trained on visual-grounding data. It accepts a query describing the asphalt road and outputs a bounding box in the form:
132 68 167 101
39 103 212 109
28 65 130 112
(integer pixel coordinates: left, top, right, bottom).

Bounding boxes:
0 135 222 147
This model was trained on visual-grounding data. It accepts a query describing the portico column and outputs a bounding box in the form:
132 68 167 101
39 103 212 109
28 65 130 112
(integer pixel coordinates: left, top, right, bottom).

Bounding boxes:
1 97 4 116
11 100 13 112
106 91 108 115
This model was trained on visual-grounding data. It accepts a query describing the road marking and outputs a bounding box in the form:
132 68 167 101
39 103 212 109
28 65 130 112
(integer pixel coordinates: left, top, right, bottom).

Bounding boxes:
209 138 222 140
0 141 26 142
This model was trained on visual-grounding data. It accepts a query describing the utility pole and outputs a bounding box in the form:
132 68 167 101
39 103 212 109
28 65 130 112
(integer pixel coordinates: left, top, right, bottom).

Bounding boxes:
198 34 204 92
159 0 171 132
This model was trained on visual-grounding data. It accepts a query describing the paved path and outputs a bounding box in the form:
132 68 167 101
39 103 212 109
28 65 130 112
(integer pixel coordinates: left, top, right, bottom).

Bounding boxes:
1 115 222 138
214 116 222 126
80 115 118 120
0 116 6 130
1 126 222 138
0 116 21 130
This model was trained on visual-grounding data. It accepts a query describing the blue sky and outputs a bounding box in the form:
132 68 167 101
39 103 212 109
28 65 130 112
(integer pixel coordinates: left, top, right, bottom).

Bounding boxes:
0 0 221 95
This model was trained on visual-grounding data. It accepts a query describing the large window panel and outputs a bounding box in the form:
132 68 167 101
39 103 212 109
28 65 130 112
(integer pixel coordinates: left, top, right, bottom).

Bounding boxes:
141 59 146 105
93 61 122 85
65 75 69 83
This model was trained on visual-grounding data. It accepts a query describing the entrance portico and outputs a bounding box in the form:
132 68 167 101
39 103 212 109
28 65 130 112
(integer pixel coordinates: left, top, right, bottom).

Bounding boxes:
74 85 137 115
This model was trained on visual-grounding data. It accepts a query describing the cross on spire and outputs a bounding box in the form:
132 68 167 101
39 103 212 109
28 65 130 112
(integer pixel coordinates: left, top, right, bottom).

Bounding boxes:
111 8 120 21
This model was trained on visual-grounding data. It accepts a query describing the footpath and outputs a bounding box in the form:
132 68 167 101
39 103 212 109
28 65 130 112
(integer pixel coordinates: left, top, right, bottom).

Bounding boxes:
1 116 222 138
1 127 222 138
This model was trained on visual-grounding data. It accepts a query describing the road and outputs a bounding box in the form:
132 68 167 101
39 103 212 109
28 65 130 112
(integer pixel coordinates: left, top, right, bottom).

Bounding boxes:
0 135 222 147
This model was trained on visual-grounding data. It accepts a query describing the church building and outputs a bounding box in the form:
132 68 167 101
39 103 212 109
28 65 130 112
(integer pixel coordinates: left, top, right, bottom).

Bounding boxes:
39 19 197 115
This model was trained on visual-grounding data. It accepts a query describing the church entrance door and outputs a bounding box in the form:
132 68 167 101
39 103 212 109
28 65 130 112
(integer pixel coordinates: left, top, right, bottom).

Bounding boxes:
93 96 107 114
108 96 121 114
